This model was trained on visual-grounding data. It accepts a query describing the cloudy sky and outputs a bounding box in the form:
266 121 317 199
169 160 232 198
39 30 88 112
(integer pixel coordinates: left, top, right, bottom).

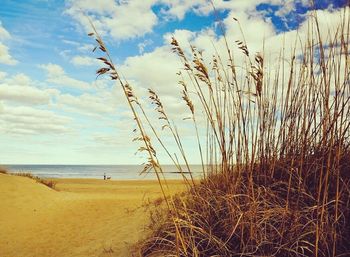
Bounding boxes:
0 0 347 164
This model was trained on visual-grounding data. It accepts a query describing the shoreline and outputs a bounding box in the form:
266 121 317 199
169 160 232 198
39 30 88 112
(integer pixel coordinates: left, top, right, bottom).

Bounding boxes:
51 177 186 181
2 164 203 181
5 172 198 181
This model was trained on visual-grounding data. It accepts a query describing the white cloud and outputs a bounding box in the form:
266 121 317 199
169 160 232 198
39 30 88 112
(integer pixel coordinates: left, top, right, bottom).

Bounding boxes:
159 0 205 20
93 133 123 146
59 49 71 59
0 105 72 135
0 23 11 40
138 39 153 54
113 4 349 141
65 0 158 40
121 47 181 95
63 0 316 44
60 42 96 64
0 84 52 105
262 6 350 61
70 55 99 66
0 43 18 65
61 39 80 46
275 0 296 17
163 29 196 45
65 0 237 41
77 43 95 52
57 91 117 115
0 73 57 105
0 22 18 65
5 73 32 86
40 63 91 90
0 71 6 81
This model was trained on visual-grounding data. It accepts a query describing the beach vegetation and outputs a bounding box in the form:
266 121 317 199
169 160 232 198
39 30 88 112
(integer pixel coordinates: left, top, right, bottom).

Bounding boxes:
89 6 350 257
0 166 8 174
14 172 57 190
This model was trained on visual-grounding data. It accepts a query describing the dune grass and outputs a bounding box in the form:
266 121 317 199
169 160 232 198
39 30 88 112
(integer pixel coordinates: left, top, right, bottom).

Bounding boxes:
0 166 8 174
0 167 56 189
13 172 57 190
89 6 350 257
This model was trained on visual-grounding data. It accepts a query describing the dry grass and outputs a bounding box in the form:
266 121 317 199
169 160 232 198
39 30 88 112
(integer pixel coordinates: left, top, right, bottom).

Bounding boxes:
139 152 350 256
89 5 350 257
0 166 8 174
14 172 57 190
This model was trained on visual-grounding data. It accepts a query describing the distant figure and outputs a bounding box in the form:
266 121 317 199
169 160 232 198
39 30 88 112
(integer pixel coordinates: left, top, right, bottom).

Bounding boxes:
103 173 106 180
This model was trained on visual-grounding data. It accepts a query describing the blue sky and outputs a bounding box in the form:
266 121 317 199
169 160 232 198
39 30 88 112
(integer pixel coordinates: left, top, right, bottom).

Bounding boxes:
0 0 348 164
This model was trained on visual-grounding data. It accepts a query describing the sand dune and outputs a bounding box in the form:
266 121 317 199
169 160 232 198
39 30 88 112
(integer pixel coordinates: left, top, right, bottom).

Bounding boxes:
0 174 185 257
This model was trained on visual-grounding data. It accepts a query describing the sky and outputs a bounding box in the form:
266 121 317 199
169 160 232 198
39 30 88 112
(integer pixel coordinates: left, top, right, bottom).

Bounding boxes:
0 0 348 165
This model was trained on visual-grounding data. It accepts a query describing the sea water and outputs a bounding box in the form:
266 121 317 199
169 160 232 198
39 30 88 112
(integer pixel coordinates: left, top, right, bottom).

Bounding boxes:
4 164 203 180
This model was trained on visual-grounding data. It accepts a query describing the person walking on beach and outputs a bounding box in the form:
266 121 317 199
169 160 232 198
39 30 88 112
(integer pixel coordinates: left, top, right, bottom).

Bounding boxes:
104 173 106 180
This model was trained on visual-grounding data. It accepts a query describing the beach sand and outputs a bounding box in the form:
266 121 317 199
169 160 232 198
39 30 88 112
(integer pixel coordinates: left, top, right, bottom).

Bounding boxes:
0 173 186 257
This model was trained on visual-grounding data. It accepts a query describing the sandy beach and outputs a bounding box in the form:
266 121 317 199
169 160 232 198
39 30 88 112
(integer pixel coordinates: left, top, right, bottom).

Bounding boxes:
0 173 186 257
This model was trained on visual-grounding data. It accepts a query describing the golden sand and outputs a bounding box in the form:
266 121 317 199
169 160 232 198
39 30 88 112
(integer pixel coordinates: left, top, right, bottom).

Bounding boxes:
0 173 186 257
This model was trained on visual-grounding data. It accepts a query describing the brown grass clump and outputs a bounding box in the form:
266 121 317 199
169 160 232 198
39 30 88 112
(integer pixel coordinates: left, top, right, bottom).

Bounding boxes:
0 166 8 174
89 6 350 257
140 151 350 256
14 172 57 190
38 179 57 189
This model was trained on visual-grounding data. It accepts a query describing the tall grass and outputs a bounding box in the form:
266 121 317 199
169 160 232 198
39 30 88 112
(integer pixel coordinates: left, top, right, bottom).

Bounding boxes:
89 6 350 257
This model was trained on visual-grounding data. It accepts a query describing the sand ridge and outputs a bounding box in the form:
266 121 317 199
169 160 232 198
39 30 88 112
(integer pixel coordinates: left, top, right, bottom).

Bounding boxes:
0 174 185 257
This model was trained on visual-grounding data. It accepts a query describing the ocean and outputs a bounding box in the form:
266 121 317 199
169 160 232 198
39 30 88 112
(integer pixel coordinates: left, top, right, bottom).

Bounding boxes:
3 164 204 180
